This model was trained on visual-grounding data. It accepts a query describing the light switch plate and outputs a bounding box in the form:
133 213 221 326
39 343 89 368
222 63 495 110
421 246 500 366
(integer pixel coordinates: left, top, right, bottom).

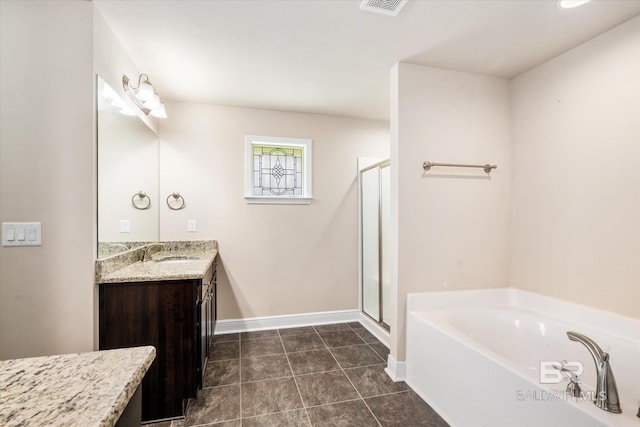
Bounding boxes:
187 219 197 232
2 222 41 246
120 219 130 233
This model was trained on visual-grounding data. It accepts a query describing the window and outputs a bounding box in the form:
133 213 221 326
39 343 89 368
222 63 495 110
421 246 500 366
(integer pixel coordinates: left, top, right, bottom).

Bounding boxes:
244 135 312 204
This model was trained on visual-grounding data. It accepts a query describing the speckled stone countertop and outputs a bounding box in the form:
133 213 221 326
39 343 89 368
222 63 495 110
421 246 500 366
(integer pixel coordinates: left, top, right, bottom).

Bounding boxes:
96 240 217 284
0 346 155 427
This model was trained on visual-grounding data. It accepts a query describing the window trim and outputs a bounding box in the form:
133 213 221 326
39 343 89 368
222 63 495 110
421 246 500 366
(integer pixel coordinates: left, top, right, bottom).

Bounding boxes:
244 135 313 204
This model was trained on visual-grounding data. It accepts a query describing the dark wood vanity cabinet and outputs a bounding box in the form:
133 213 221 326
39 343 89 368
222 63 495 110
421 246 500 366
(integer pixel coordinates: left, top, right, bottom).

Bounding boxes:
99 262 216 423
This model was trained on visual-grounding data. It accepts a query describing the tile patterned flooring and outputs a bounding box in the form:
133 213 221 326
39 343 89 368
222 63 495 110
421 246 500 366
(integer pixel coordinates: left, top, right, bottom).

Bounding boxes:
148 322 448 427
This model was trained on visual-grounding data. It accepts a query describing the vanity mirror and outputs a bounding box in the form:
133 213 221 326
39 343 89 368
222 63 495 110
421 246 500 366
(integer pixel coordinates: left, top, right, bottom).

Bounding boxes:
97 76 159 258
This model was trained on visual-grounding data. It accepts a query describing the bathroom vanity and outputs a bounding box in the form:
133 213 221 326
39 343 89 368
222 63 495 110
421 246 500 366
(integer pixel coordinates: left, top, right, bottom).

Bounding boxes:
96 241 218 423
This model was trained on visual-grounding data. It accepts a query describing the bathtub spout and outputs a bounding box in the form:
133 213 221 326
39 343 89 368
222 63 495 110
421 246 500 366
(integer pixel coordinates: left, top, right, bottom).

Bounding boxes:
567 331 621 414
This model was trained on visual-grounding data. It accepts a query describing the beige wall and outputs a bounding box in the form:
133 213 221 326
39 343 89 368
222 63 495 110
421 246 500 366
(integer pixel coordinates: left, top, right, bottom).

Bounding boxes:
510 16 640 319
159 102 389 319
390 63 512 360
0 1 95 359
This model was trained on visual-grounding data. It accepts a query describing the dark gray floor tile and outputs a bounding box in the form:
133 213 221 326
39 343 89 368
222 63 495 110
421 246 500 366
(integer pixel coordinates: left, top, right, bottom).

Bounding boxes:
318 330 365 348
314 323 349 333
351 327 381 345
278 326 317 336
329 345 384 368
242 354 292 383
281 333 326 352
368 342 389 360
173 326 448 427
182 384 240 426
213 333 240 343
296 370 359 407
344 364 409 398
288 349 340 375
365 390 449 427
242 409 309 426
242 330 279 340
306 400 379 427
241 377 304 417
212 341 240 361
241 337 285 358
204 359 240 387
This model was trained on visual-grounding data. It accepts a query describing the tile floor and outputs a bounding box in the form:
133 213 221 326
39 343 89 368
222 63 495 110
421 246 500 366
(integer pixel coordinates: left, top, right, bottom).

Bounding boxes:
149 322 448 427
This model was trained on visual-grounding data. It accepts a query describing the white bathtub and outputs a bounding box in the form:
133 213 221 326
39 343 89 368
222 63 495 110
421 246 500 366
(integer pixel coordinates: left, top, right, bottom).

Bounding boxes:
405 288 640 427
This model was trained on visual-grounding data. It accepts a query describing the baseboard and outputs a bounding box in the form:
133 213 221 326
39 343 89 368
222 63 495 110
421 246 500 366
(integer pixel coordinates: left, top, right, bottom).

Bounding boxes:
214 309 360 334
358 312 391 347
385 354 406 382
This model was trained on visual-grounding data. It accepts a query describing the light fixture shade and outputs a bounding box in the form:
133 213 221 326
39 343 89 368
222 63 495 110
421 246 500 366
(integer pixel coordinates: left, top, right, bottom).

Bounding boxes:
102 84 118 100
143 94 161 110
111 97 126 109
136 81 155 102
149 103 167 119
122 74 167 118
120 106 136 116
558 0 590 8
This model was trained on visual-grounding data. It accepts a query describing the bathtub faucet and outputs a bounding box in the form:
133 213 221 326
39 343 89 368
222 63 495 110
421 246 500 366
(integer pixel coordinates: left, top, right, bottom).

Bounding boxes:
566 331 621 414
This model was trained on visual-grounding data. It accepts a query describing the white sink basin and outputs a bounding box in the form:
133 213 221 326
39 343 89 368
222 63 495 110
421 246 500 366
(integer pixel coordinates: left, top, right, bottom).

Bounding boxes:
153 255 199 264
155 259 193 264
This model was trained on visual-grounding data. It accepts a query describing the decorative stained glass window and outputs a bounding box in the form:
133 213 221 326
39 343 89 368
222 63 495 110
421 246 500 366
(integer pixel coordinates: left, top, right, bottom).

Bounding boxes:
245 135 312 204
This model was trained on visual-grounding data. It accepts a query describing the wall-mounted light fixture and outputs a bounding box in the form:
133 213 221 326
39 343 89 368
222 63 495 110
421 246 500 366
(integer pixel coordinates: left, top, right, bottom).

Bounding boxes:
122 74 167 118
558 0 590 8
99 79 136 116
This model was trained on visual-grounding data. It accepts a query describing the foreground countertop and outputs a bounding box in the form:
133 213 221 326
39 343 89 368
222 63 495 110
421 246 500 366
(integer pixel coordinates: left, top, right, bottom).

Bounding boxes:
0 346 156 427
96 241 218 284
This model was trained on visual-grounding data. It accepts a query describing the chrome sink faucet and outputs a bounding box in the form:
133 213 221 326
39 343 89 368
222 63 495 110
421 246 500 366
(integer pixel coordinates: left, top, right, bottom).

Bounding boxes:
567 331 621 414
141 243 164 262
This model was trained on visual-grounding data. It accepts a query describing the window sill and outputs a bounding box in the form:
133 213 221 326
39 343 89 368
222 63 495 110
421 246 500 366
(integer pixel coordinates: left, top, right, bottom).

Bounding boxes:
244 196 312 205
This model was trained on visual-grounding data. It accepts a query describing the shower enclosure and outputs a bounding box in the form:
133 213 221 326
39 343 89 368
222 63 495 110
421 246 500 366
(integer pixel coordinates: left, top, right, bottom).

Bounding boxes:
359 159 391 330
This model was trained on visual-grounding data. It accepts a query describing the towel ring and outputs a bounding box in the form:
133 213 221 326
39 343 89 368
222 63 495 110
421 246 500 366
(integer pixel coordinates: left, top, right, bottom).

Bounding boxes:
166 192 186 210
132 191 151 210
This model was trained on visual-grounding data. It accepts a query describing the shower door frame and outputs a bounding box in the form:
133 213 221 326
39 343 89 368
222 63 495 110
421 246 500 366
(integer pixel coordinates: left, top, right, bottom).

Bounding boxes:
359 159 391 331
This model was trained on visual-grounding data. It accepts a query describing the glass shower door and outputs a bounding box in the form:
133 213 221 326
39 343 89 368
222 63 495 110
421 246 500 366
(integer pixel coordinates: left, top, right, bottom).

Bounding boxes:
379 164 391 327
361 166 380 321
360 160 390 329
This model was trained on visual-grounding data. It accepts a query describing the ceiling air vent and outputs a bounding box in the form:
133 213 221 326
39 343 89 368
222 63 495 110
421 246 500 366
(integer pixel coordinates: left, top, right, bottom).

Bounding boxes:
360 0 408 16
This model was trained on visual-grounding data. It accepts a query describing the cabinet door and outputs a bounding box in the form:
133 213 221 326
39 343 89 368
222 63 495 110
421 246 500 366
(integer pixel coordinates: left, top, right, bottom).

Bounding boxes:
198 290 207 389
209 264 217 347
210 282 216 347
99 280 198 422
205 289 211 359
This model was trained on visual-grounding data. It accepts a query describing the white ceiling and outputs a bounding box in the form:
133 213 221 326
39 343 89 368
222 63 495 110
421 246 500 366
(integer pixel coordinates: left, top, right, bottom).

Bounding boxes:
93 0 640 121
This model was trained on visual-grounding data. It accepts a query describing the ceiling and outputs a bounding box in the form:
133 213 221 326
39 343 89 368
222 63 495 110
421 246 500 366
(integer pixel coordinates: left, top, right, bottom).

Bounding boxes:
93 0 640 121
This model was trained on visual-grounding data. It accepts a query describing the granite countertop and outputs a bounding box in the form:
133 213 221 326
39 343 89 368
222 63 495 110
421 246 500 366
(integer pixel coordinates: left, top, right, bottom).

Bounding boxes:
0 346 155 427
96 240 218 284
